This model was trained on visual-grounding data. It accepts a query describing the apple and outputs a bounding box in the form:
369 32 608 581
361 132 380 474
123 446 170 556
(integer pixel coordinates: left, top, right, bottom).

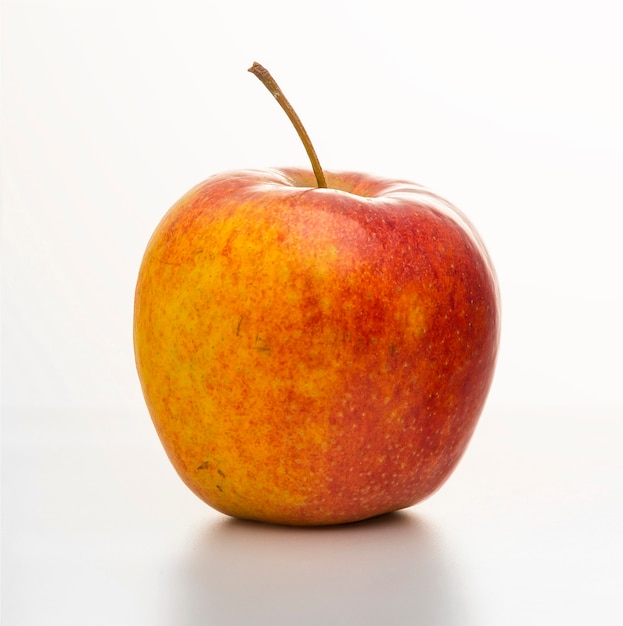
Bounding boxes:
133 63 499 525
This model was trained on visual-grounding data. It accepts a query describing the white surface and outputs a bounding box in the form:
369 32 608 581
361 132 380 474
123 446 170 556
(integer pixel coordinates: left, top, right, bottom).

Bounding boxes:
3 1 623 624
3 405 622 625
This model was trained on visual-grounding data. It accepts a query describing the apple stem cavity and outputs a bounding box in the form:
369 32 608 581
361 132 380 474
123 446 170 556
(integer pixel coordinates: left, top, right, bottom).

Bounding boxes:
248 62 328 189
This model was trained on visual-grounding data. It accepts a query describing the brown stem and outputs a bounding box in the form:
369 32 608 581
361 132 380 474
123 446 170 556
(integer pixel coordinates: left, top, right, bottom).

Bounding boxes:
248 62 328 189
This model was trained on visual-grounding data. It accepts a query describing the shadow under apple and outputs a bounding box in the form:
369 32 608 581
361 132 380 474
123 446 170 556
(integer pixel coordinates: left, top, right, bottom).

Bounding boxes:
172 510 464 626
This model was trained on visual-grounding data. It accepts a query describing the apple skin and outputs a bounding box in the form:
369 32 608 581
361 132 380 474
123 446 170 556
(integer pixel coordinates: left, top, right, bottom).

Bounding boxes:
134 167 499 526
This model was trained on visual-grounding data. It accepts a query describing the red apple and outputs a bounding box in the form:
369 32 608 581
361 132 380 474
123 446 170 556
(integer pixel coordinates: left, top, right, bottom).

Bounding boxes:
133 64 500 525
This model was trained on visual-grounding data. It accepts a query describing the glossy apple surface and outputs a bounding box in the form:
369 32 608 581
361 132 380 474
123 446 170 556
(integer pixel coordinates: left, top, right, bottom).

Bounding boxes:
133 167 499 525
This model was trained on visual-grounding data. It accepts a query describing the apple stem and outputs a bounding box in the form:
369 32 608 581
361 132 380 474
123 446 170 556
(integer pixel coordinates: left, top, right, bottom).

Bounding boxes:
248 62 328 189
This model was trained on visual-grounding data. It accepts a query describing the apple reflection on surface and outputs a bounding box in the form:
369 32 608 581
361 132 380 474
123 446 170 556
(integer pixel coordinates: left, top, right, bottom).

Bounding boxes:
175 511 463 625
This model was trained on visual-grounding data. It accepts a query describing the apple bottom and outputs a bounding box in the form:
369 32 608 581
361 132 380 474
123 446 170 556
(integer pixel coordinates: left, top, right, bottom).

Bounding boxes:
150 351 488 526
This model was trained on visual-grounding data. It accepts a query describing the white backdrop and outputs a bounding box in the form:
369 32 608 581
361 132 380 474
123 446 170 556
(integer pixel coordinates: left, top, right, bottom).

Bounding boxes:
3 0 623 411
3 3 623 625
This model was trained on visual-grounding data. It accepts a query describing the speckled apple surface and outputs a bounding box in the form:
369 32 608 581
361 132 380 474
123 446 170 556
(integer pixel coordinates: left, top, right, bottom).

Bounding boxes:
133 168 499 525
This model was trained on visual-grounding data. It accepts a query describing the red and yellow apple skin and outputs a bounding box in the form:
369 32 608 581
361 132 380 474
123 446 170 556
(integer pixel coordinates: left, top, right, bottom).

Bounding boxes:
134 168 499 526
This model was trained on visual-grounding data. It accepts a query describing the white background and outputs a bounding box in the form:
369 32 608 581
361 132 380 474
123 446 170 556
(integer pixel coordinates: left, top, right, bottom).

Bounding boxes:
3 1 622 624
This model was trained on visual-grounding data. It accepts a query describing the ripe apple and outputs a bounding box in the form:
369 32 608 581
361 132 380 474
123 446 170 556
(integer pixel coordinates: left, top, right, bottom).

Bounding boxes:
133 64 500 525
